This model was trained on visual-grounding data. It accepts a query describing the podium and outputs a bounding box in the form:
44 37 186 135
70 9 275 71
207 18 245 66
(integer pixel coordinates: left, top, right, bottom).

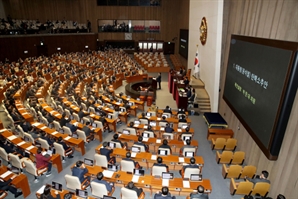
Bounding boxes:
151 78 157 89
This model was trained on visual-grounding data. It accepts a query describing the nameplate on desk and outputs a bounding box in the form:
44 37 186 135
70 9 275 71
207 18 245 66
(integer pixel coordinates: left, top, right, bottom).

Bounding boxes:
133 124 139 128
64 136 71 140
132 175 139 183
17 141 26 146
151 155 157 160
7 135 17 141
0 129 7 133
183 180 190 188
50 111 55 114
44 106 49 109
156 139 161 144
143 138 149 142
18 108 25 110
160 127 165 131
116 102 120 105
32 122 41 127
52 131 58 135
0 171 12 179
157 118 161 121
131 152 137 157
162 179 169 186
70 105 76 108
41 126 47 130
179 157 185 163
105 108 109 110
90 114 95 117
144 125 148 129
102 170 114 178
26 145 34 151
55 114 60 117
177 129 182 132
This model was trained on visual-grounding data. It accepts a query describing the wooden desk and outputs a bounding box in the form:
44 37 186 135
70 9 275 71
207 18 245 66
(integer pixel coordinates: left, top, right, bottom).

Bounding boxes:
36 186 96 199
0 166 31 198
0 130 63 173
116 93 145 111
207 128 234 141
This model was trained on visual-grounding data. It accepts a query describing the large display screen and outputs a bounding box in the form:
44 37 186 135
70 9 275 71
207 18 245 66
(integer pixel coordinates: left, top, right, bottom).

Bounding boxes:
179 29 189 59
223 35 298 160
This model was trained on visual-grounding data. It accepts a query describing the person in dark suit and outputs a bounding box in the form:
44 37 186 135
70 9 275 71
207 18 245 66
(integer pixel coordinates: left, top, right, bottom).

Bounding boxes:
158 139 171 153
92 172 113 192
78 110 87 120
125 181 143 197
66 122 78 134
81 122 93 137
163 106 172 114
179 157 200 176
72 161 90 184
122 152 141 169
160 116 168 123
188 88 196 103
57 136 73 158
178 115 187 123
99 142 115 164
164 123 174 133
246 170 270 184
59 113 71 127
180 139 195 156
183 76 189 85
40 132 54 147
111 133 124 148
134 136 149 152
153 157 168 172
190 185 209 199
154 186 176 199
156 72 161 89
0 174 22 198
40 184 60 199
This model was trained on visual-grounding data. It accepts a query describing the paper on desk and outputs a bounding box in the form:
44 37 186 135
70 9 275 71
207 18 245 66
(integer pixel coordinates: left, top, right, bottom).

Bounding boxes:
102 170 114 178
44 106 49 109
143 138 149 142
116 102 120 105
105 108 109 110
90 114 95 117
7 135 17 141
131 152 137 157
178 129 182 132
55 114 60 117
37 185 46 194
41 126 47 130
64 136 71 140
151 155 157 160
183 181 190 188
134 124 139 128
0 171 12 179
17 141 26 146
144 125 148 129
132 175 139 183
118 134 122 137
42 151 47 156
50 111 55 114
26 145 34 151
157 118 161 121
0 129 7 133
160 127 165 131
74 122 78 126
156 139 161 144
162 179 169 186
179 157 185 163
32 122 41 127
52 131 58 135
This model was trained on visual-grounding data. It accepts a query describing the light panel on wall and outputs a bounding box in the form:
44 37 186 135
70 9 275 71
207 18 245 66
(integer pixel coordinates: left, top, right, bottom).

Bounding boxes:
57 47 61 50
85 46 89 49
24 51 28 54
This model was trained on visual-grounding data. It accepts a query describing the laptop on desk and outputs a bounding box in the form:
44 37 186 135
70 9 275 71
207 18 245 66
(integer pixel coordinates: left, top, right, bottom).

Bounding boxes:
76 189 88 198
52 181 62 192
131 146 141 153
149 121 156 126
103 196 116 199
122 129 130 135
133 169 145 176
162 172 174 179
185 151 194 157
108 142 116 148
190 174 202 181
158 149 168 156
84 158 94 166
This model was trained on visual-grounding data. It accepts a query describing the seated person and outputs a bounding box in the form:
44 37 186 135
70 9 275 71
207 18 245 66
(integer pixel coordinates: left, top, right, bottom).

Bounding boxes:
158 139 171 154
160 116 168 123
134 136 149 152
153 157 169 172
20 120 34 133
66 122 78 134
246 170 270 184
57 136 74 158
82 122 94 138
40 132 54 147
0 174 22 198
177 108 186 115
92 172 113 192
140 112 149 121
36 147 52 177
72 160 90 185
180 139 196 156
125 181 143 197
164 123 173 133
123 152 141 169
78 109 88 119
163 106 172 114
100 115 112 133
111 133 125 148
179 157 199 177
190 185 209 199
178 115 187 123
183 76 189 85
154 186 176 199
99 142 115 164
148 102 158 113
59 113 71 127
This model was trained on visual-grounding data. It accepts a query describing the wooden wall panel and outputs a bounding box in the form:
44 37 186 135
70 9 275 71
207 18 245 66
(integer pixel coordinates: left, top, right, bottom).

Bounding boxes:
219 0 298 198
2 0 190 54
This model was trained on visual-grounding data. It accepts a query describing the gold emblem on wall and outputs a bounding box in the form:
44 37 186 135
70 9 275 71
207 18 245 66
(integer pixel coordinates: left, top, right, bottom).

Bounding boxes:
200 17 207 45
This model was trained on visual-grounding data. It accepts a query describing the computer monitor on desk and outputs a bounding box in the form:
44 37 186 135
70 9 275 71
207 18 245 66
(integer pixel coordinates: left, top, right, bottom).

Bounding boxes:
162 172 174 179
158 149 168 156
122 129 130 135
131 146 141 153
103 196 116 199
133 169 145 176
142 132 149 138
146 112 152 117
108 142 116 148
190 174 202 181
52 181 62 191
84 158 94 166
185 151 194 157
134 120 140 125
76 189 88 198
149 121 156 126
